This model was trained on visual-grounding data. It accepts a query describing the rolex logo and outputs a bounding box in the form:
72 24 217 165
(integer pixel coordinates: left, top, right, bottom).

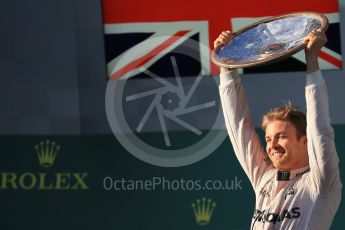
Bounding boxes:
191 197 216 225
0 140 89 190
35 140 60 167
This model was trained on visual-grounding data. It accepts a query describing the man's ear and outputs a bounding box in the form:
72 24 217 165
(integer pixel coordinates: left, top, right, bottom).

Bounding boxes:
303 135 308 145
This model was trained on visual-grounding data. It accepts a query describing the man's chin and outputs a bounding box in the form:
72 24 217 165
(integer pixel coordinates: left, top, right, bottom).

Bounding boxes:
272 161 290 171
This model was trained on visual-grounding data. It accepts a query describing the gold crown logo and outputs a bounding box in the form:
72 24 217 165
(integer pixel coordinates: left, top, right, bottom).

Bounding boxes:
35 140 60 167
191 197 216 225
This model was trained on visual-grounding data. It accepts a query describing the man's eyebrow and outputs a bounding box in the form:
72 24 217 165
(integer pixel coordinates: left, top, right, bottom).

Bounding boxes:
265 131 286 139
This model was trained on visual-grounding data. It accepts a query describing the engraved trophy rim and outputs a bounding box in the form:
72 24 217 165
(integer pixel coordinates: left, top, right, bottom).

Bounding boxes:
211 12 329 69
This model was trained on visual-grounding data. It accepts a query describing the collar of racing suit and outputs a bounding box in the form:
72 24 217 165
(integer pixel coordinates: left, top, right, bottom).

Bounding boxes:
276 166 310 181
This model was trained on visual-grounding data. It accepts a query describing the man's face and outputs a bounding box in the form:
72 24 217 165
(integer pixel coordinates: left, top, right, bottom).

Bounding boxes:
265 120 308 171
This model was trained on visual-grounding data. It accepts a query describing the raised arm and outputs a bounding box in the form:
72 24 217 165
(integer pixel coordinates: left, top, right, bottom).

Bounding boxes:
216 31 272 189
304 30 341 194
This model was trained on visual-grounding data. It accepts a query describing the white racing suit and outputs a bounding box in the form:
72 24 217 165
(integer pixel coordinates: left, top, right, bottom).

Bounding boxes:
219 70 341 229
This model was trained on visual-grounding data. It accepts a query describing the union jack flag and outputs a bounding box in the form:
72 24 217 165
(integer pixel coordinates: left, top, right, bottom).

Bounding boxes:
102 0 341 78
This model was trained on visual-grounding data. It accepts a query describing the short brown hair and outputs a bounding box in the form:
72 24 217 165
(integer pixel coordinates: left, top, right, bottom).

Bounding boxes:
262 103 306 139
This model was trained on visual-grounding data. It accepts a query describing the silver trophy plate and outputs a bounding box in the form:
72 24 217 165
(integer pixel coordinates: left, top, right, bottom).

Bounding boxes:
211 12 328 69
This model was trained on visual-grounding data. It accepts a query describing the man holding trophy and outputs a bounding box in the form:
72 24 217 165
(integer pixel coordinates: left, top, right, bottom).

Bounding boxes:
214 28 342 229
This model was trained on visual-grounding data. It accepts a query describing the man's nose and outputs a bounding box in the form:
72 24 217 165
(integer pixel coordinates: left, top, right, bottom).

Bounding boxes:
270 138 278 148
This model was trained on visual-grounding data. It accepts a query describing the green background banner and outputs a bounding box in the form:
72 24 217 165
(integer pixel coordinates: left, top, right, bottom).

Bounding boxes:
2 125 344 229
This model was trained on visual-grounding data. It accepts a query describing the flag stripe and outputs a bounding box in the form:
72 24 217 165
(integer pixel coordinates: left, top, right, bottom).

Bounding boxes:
319 50 342 68
110 30 190 80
